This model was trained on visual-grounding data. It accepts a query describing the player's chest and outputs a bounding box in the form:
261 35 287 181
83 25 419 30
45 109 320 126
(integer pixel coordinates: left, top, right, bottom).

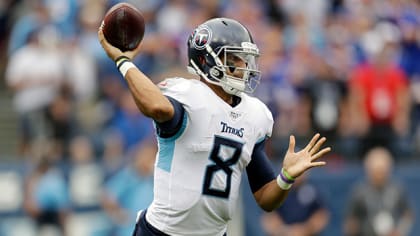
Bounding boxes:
187 108 257 149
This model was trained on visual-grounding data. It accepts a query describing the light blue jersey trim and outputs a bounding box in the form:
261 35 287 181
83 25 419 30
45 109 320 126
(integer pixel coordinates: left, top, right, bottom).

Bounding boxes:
156 112 188 172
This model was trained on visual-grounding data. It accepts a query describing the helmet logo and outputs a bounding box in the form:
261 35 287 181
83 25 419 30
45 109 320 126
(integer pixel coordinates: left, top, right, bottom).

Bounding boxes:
192 25 212 50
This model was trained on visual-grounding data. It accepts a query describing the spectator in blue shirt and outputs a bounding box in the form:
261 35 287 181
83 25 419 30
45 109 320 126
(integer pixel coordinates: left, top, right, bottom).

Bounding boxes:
23 153 69 235
101 141 156 236
107 90 154 153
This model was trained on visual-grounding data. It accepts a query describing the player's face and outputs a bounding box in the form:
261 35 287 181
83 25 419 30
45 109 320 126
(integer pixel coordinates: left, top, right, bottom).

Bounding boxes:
216 49 261 94
224 53 247 78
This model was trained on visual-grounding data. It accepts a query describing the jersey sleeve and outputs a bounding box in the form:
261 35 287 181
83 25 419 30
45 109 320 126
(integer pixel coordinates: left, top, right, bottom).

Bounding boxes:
155 96 185 138
262 103 274 138
157 77 192 104
254 98 274 142
244 97 276 193
154 78 192 138
246 139 276 193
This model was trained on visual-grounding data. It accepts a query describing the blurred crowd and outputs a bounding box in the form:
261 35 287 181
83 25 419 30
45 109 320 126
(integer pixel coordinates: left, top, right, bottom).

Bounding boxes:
0 0 419 235
2 0 420 161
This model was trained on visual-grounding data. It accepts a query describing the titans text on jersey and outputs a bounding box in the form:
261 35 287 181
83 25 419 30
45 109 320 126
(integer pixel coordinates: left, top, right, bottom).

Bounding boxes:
220 121 244 138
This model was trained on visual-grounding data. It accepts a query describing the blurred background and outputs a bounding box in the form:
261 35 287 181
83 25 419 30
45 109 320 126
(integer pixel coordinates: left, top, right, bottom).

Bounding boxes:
0 0 419 235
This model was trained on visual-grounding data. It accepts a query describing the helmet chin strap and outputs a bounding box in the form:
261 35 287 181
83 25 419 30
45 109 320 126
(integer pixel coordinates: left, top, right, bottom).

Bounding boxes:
221 76 244 95
221 84 240 95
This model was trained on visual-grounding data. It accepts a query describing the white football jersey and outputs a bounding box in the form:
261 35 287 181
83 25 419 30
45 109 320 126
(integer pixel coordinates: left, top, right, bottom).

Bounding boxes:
145 78 273 236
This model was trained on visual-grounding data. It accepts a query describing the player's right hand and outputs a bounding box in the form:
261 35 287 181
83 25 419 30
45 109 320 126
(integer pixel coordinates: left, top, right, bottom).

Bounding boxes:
98 21 142 61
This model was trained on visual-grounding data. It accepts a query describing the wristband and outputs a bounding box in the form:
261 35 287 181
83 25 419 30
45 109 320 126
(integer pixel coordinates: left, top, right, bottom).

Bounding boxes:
276 168 295 190
115 56 130 67
281 168 295 181
119 61 136 77
276 174 293 190
114 56 136 77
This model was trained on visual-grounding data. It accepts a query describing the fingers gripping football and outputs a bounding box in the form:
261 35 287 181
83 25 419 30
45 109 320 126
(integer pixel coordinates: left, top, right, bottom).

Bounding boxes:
98 23 123 61
98 23 142 61
282 133 331 179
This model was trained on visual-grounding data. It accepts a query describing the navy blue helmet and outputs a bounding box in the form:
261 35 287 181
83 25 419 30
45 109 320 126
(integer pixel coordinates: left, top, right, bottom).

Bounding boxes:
187 18 261 95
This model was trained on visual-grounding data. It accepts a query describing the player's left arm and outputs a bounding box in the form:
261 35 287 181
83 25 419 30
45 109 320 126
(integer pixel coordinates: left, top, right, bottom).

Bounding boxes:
249 134 330 211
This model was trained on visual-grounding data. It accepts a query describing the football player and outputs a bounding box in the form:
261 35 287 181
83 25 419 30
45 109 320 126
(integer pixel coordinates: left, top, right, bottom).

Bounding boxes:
98 17 331 236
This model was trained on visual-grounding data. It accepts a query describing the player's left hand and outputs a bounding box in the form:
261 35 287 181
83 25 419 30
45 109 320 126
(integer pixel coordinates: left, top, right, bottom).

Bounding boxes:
98 21 142 61
282 133 331 179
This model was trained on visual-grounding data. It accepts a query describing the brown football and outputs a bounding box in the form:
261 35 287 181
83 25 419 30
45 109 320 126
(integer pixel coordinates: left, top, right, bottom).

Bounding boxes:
102 3 145 52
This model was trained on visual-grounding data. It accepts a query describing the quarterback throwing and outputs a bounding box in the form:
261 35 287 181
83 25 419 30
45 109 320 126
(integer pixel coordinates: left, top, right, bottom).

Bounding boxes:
98 17 331 236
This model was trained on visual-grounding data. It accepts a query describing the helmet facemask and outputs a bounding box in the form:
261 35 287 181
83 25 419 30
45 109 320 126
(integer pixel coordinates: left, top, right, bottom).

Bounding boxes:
189 42 261 95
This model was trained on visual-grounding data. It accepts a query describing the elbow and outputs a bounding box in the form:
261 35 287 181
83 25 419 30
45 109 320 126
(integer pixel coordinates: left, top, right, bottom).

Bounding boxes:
260 205 276 212
258 202 280 212
256 197 281 212
253 183 284 212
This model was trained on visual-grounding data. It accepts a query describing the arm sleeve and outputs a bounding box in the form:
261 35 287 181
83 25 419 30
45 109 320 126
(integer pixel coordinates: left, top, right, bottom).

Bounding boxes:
246 139 276 193
155 96 185 138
